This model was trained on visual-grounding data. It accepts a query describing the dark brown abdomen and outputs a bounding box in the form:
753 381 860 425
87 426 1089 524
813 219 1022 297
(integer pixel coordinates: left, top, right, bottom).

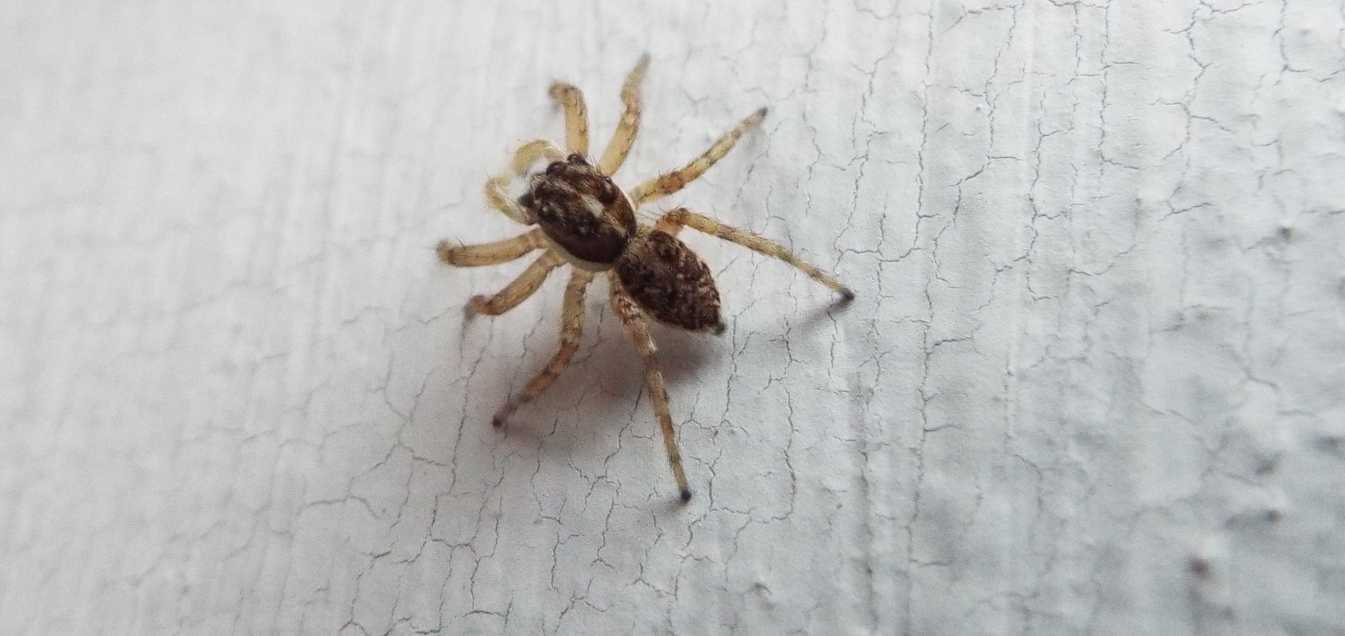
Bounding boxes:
615 230 723 332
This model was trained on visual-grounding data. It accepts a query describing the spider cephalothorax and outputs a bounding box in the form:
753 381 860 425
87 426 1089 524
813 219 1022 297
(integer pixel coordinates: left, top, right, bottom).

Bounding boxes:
438 56 852 503
520 153 636 267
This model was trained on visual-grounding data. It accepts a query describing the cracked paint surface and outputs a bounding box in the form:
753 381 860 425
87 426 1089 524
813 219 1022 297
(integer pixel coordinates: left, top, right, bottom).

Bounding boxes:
3 1 1344 633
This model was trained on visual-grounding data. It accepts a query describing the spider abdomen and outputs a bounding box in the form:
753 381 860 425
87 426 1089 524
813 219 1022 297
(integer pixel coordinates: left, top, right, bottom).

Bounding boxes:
615 229 724 334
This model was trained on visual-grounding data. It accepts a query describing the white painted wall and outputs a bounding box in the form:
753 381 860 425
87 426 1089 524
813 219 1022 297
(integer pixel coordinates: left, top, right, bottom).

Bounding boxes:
3 1 1343 633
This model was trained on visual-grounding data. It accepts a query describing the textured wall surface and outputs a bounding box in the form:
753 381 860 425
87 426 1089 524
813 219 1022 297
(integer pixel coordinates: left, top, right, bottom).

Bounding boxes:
3 1 1344 633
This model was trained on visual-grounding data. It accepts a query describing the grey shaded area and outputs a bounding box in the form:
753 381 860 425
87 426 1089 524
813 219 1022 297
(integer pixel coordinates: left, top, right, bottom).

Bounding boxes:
2 1 1343 633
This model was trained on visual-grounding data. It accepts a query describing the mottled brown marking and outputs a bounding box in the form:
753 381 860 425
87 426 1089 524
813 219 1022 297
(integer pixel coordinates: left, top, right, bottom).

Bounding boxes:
520 154 635 264
615 230 723 332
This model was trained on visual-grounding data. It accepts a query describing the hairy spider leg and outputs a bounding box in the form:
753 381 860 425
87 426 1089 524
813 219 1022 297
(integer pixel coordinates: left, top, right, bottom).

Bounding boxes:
656 208 855 300
610 279 693 503
484 139 566 224
492 269 594 427
598 53 650 176
549 82 590 156
629 106 767 206
468 251 565 316
437 228 547 267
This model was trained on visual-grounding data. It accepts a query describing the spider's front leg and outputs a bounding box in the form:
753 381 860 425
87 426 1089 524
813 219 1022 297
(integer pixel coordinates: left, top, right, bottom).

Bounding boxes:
493 270 594 427
437 229 546 267
655 207 855 300
597 54 650 176
610 277 693 503
549 81 590 156
484 139 565 224
629 106 767 206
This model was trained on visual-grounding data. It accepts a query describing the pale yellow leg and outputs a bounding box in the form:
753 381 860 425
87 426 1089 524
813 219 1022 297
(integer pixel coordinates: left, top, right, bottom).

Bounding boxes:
656 208 854 300
610 278 693 503
492 270 594 427
597 54 651 176
484 139 565 224
437 229 546 267
469 251 564 316
629 107 767 206
549 82 590 156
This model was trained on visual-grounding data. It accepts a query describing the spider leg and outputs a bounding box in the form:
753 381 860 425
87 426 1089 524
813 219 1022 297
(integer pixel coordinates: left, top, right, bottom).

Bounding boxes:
484 139 565 224
492 269 594 428
549 82 590 156
597 54 650 176
468 251 564 316
437 229 546 267
610 277 693 503
656 207 855 300
629 106 767 206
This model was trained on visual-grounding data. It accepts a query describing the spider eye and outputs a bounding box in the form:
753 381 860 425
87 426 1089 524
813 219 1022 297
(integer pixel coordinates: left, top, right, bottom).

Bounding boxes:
546 161 566 175
566 153 587 164
597 178 617 204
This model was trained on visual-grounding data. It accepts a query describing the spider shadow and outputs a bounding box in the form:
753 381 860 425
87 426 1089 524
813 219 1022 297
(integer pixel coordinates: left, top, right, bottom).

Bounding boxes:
490 291 852 446
465 290 852 509
486 300 727 447
792 293 854 332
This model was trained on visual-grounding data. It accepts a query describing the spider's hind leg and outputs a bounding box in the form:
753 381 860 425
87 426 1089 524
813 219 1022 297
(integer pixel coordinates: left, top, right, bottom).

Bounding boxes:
610 278 693 503
493 270 594 427
656 207 855 300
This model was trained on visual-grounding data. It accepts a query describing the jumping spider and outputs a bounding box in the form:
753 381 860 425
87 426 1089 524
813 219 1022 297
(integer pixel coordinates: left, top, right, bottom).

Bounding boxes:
437 55 853 503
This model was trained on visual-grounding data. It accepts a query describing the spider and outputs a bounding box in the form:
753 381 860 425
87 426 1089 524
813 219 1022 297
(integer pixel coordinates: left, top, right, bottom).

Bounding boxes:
437 55 853 503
